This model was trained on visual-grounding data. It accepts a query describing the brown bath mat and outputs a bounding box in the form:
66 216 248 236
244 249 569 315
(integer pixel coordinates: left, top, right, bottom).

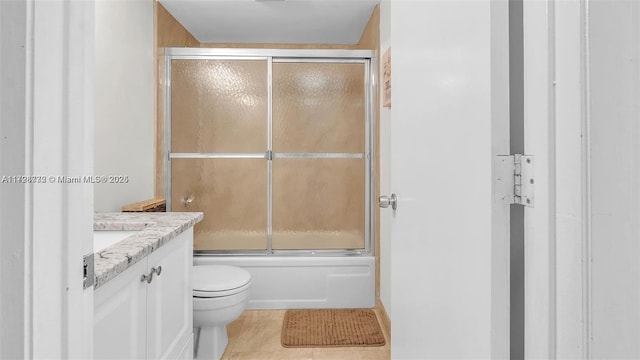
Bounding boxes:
281 309 386 348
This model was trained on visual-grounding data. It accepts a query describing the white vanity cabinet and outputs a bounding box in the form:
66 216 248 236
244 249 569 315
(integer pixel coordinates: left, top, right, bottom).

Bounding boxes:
94 228 193 360
146 228 193 359
94 256 147 359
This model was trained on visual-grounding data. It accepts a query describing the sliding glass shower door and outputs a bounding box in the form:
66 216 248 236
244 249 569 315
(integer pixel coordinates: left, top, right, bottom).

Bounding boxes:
165 49 373 254
271 62 366 250
170 59 269 251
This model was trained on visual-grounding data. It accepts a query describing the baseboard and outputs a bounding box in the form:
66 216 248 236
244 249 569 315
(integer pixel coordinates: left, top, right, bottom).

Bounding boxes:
375 298 391 340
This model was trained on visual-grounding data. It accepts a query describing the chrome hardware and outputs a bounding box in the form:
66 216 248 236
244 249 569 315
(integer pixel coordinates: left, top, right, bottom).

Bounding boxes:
141 272 153 284
141 266 162 284
182 193 195 207
495 154 535 207
379 194 397 210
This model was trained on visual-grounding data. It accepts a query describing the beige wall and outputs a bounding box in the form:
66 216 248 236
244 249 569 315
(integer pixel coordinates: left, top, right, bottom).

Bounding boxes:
357 5 382 302
377 0 391 329
154 2 200 198
156 3 199 48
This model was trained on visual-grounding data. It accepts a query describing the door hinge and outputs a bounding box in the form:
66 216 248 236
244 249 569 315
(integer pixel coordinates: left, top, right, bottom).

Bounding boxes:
83 253 95 289
494 154 535 207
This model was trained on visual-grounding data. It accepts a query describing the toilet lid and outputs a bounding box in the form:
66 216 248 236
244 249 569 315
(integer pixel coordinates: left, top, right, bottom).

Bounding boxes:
193 265 252 297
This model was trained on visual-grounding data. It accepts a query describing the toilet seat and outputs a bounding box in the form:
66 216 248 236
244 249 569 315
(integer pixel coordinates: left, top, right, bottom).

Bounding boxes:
193 265 252 298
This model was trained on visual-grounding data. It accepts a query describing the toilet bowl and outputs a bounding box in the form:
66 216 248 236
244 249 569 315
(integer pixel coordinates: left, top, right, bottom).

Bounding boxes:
193 265 252 360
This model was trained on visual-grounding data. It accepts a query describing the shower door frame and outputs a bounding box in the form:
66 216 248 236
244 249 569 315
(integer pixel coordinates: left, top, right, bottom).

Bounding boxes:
163 48 376 257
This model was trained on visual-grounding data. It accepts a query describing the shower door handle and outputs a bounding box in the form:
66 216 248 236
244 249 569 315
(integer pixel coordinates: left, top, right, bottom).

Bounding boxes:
379 194 397 210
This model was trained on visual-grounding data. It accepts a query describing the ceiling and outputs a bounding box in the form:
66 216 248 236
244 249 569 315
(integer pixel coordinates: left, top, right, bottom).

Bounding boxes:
158 0 379 45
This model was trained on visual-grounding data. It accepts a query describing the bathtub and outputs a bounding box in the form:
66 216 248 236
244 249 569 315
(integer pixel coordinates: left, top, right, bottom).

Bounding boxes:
193 255 375 310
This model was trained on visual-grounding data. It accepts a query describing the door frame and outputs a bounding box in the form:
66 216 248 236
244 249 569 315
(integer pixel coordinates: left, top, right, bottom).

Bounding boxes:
0 0 95 358
523 0 591 358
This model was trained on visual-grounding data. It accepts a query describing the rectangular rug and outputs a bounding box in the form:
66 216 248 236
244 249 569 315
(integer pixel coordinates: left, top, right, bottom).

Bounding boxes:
281 309 386 347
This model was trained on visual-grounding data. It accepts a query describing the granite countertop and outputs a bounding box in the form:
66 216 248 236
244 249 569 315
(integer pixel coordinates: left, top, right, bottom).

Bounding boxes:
93 212 203 289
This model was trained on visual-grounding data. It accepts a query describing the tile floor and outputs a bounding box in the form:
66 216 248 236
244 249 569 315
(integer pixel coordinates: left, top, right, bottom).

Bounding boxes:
220 309 391 360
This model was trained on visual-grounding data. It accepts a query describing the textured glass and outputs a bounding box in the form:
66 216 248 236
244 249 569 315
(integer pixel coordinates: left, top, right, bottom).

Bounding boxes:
272 63 366 153
272 158 365 250
171 159 267 250
171 60 268 153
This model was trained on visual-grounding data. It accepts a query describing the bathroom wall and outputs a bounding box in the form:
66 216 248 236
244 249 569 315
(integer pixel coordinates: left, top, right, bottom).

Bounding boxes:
154 2 200 199
354 4 384 311
589 1 640 357
378 0 391 328
156 3 199 48
95 0 155 211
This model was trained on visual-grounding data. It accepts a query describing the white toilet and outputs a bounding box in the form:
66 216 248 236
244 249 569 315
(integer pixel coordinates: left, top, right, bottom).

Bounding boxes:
193 265 252 360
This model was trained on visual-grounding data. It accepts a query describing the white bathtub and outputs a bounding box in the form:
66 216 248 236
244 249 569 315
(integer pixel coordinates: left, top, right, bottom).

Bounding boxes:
193 256 375 310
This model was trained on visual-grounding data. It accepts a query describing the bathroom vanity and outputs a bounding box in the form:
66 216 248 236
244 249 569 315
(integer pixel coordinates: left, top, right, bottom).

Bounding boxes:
92 212 203 360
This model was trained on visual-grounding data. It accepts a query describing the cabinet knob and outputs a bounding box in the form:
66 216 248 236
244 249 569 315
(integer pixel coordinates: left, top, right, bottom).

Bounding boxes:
141 266 162 284
141 272 153 284
152 266 162 276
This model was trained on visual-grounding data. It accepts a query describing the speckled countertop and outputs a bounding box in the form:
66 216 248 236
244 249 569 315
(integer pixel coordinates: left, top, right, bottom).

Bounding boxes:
93 212 203 289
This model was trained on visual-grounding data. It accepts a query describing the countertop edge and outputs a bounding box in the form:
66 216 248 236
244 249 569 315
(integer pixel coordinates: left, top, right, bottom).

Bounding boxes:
93 212 203 289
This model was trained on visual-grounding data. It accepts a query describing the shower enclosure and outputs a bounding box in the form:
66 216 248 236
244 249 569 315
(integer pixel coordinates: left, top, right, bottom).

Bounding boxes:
163 48 376 308
164 48 374 255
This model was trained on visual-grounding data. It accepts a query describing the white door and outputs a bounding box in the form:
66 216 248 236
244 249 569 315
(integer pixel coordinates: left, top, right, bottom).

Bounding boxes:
386 1 511 358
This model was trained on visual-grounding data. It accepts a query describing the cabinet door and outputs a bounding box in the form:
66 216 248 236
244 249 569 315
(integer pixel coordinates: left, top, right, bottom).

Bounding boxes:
94 258 147 360
146 229 193 359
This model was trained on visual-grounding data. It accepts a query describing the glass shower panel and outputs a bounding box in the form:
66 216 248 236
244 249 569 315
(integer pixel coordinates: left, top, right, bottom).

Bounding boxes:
272 158 365 250
272 62 366 153
171 158 267 251
171 59 268 153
